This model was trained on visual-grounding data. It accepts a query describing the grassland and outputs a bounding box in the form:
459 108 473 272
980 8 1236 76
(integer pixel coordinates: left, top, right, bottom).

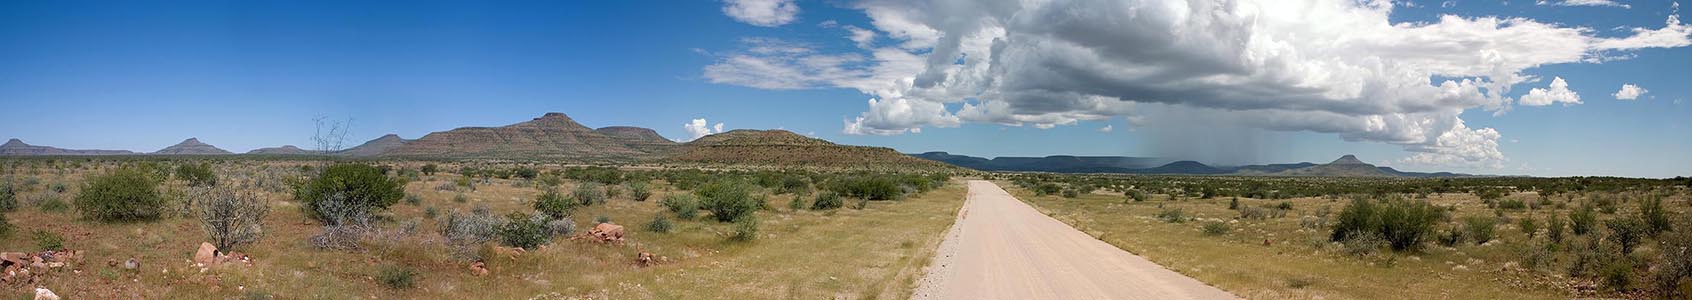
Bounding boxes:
0 159 964 299
1001 177 1691 299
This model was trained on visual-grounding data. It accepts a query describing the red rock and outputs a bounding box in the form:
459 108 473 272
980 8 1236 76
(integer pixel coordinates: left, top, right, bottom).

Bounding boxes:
193 242 218 266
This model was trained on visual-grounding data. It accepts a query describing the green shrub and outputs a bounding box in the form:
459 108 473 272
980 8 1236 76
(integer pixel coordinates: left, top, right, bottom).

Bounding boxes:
830 176 903 200
1276 202 1294 210
1436 228 1465 247
1548 215 1567 244
662 194 699 220
377 264 417 289
1342 231 1387 256
1228 197 1240 210
646 214 672 233
1331 198 1443 251
294 163 404 225
1126 190 1148 202
1652 229 1692 298
1061 189 1080 198
420 164 439 176
532 189 576 219
176 162 218 187
1519 217 1539 238
1034 183 1062 196
75 167 166 222
1202 221 1230 236
513 167 539 180
574 182 607 206
1465 216 1497 245
730 214 759 241
1640 197 1671 237
594 215 611 224
33 230 64 251
1571 205 1598 235
811 192 843 210
1499 199 1526 210
627 181 652 202
453 193 468 203
696 180 759 222
1602 259 1635 291
1607 217 1646 255
0 213 12 238
404 194 422 205
0 183 15 212
1569 236 1619 278
38 197 68 212
440 207 502 260
499 212 549 249
1156 208 1185 223
787 196 805 210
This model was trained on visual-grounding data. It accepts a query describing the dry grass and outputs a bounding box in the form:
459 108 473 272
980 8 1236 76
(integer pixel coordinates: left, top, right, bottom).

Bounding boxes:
1002 181 1690 299
0 160 964 299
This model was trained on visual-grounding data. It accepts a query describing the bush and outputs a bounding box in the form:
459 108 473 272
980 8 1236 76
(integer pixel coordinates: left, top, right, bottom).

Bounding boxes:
1228 197 1240 210
1034 183 1062 196
38 197 68 212
1499 199 1526 210
662 194 700 220
787 196 805 210
1202 221 1230 236
1607 217 1646 255
403 194 421 205
33 230 64 251
1640 197 1671 237
1061 189 1080 198
198 188 270 251
1331 198 1443 251
513 167 539 180
377 264 417 289
730 215 759 241
1602 259 1635 291
627 181 652 202
499 212 549 249
646 214 672 233
532 189 576 219
295 164 404 225
574 182 607 206
176 163 218 187
831 176 903 200
1571 205 1598 235
1342 231 1387 256
1519 217 1539 239
0 183 15 212
1548 215 1567 244
1436 228 1465 247
1126 190 1148 202
1156 208 1185 223
420 164 439 176
1464 216 1497 245
0 213 11 238
1652 229 1692 297
811 192 843 210
547 218 575 237
440 207 502 260
696 180 759 222
1276 202 1294 210
75 167 166 222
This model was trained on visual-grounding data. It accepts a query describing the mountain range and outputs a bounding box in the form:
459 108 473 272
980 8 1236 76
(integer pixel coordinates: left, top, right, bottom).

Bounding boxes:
910 152 1469 178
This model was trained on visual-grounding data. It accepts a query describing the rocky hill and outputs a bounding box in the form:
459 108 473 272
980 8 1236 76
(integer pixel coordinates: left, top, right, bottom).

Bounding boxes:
337 134 409 157
153 138 232 155
668 130 958 171
246 145 314 155
0 139 134 156
383 112 649 161
593 126 678 153
1274 155 1398 177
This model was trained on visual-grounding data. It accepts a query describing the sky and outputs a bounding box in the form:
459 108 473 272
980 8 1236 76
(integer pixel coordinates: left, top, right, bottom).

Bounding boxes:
1 0 1688 178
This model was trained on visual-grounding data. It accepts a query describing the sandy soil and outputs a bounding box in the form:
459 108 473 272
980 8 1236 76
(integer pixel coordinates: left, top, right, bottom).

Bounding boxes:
912 180 1238 300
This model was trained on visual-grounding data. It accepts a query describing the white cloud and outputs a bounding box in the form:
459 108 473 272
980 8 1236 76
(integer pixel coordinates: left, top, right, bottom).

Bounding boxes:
722 0 799 27
703 0 1692 167
1537 0 1631 8
1098 125 1114 133
845 26 877 48
1519 77 1583 106
1614 83 1648 100
682 118 725 142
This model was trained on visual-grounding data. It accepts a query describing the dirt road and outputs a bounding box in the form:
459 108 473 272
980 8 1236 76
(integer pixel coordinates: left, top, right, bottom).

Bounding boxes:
912 180 1238 300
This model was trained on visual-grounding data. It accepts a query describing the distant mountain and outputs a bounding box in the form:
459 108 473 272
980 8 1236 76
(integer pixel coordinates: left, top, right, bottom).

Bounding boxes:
669 130 958 171
908 152 1161 173
153 138 232 155
246 145 313 155
1273 155 1397 177
1136 161 1230 174
384 112 649 161
337 134 409 157
593 126 678 153
911 152 1472 177
0 139 134 156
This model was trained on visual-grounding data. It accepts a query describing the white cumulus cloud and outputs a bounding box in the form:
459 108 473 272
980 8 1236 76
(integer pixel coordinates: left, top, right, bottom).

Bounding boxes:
722 0 799 27
1537 0 1631 8
1098 125 1114 133
1614 83 1648 100
1519 77 1583 106
682 118 725 142
702 0 1692 168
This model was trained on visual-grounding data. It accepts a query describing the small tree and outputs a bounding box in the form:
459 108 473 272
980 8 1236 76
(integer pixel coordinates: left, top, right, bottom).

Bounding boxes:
75 167 166 222
697 180 758 222
198 187 269 250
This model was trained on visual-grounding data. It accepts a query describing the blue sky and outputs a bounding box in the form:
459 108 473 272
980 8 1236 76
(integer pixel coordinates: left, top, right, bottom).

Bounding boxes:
0 0 1687 178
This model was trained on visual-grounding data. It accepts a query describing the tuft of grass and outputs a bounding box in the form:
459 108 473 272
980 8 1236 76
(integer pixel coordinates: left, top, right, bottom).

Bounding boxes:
1201 221 1229 236
646 213 672 233
1156 208 1185 223
377 264 417 289
731 214 759 242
